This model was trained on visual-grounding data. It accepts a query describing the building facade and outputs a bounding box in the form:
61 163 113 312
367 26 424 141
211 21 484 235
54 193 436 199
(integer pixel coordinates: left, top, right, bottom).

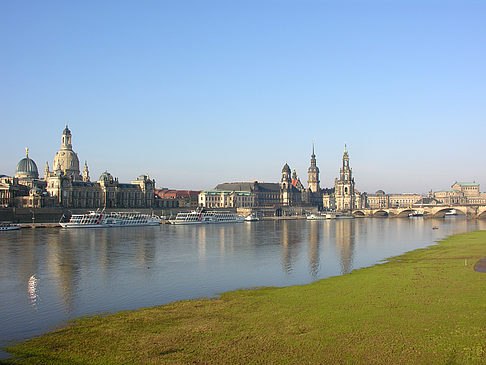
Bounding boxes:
155 189 200 208
433 182 486 205
5 125 158 209
198 190 254 208
322 145 363 212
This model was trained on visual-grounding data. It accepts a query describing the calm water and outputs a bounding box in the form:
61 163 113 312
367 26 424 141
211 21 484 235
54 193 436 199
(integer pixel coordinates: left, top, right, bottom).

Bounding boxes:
1 217 485 354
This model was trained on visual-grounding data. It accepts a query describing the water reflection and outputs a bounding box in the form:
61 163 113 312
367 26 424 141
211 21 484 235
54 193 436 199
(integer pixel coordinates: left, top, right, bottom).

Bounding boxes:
334 220 356 274
1 218 485 350
308 221 320 278
280 221 303 274
27 274 38 309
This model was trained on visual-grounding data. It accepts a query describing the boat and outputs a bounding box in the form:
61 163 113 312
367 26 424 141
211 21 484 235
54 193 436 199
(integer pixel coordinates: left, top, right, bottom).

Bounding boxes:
60 211 161 228
245 213 260 222
408 211 424 217
445 209 457 216
169 210 245 225
0 222 21 231
306 214 328 220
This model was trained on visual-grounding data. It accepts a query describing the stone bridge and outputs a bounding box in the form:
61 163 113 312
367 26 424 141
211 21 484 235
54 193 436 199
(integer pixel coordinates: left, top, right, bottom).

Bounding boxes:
352 205 486 219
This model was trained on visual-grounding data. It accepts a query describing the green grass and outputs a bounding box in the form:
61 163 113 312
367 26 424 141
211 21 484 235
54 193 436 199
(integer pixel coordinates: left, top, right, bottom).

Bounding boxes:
4 231 486 364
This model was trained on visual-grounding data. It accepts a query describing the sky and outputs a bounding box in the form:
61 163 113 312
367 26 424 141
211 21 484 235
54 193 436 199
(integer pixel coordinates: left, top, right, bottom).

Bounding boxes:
1 0 485 194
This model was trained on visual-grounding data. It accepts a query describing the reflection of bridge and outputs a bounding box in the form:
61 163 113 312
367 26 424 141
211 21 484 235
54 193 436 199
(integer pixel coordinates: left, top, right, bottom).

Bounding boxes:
352 205 486 219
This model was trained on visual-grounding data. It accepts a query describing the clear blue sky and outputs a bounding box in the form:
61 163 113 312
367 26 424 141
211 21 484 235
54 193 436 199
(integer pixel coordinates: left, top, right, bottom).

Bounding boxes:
1 0 485 194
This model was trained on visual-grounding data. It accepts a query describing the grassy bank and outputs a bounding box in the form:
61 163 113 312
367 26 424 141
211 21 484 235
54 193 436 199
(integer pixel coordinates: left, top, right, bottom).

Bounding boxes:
4 231 486 364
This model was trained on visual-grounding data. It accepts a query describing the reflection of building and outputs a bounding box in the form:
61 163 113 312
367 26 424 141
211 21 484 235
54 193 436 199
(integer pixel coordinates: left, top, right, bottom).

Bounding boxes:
334 220 356 274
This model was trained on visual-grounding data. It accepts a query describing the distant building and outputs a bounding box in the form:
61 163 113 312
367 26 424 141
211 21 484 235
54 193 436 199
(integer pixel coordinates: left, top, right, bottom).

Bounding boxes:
198 190 254 208
155 189 200 208
322 145 364 212
366 191 422 209
8 124 157 209
433 182 486 205
215 181 281 207
0 175 28 207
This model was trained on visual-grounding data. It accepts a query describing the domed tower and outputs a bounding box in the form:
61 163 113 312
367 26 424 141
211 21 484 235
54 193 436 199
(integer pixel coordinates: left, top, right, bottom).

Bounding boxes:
281 162 291 190
307 142 320 193
53 124 81 180
15 148 39 180
280 162 292 206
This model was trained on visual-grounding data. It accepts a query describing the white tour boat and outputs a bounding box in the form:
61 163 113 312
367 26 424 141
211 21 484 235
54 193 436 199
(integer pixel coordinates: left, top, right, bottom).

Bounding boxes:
60 211 160 228
408 210 424 217
169 210 245 225
0 222 21 231
306 214 329 220
245 213 260 222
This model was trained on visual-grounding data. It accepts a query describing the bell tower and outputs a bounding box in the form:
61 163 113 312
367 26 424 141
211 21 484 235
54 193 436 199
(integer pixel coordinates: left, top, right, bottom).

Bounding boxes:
334 144 355 212
281 162 291 190
82 161 90 182
61 122 72 150
307 142 320 193
281 163 292 206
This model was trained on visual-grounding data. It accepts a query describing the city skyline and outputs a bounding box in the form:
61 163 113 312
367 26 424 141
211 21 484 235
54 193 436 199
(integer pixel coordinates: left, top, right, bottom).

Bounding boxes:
2 1 485 194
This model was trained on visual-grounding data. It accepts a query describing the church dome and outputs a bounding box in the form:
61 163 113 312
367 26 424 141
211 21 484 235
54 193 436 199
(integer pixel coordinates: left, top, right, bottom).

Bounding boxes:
15 149 39 180
53 150 80 174
282 163 291 173
375 190 386 195
52 125 81 180
99 171 114 183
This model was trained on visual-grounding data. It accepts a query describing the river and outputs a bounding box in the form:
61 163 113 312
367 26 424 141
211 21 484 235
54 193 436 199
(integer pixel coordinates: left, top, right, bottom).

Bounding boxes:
1 217 485 355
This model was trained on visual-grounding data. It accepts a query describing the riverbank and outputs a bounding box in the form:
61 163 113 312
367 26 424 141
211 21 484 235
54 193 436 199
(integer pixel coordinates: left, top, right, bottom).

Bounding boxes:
3 230 486 364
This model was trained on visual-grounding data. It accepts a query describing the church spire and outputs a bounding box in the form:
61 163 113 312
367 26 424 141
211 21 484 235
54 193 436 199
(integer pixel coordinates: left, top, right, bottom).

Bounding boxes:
82 161 90 182
307 142 320 193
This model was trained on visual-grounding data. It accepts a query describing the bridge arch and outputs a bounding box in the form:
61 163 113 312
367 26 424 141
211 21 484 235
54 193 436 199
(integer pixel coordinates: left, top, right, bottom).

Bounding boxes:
395 209 417 218
432 207 467 218
373 210 389 217
477 207 486 219
353 210 366 217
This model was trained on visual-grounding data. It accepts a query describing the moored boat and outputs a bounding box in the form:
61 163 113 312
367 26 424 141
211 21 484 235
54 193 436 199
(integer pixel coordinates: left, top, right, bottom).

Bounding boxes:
245 213 260 222
306 214 328 220
408 210 424 217
0 222 21 231
60 211 160 228
169 210 244 225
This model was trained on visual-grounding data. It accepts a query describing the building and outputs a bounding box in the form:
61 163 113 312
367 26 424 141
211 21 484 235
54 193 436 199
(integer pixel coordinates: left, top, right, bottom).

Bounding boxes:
366 191 422 209
6 125 158 209
155 189 200 208
433 182 486 205
198 190 254 208
0 149 51 207
215 181 282 207
322 145 363 212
